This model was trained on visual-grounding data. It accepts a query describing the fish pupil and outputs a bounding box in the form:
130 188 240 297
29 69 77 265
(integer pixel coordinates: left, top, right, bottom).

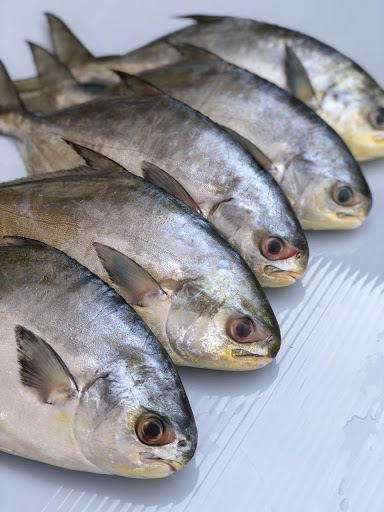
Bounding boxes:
144 420 161 439
236 320 252 338
337 187 351 203
268 239 282 255
376 109 384 127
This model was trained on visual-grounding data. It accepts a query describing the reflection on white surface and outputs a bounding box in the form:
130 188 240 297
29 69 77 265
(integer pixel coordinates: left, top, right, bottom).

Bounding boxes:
0 1 384 510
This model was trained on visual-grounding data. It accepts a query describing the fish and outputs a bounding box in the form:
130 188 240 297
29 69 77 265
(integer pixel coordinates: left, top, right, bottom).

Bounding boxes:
18 43 372 231
0 144 282 370
0 61 309 288
0 241 197 478
15 13 383 162
140 44 372 230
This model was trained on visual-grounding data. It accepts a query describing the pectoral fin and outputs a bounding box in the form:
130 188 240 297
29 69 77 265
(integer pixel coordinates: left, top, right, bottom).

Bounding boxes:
285 45 318 107
219 125 278 175
94 243 166 306
142 161 201 213
15 325 78 405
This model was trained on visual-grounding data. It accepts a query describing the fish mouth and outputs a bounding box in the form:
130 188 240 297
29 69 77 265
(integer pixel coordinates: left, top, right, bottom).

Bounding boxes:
232 349 274 368
336 212 364 228
232 348 266 357
139 453 183 473
264 265 301 282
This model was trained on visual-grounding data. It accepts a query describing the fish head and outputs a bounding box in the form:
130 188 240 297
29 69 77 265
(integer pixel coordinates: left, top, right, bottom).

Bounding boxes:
165 271 281 370
282 150 372 230
208 180 309 287
320 71 384 161
74 343 197 478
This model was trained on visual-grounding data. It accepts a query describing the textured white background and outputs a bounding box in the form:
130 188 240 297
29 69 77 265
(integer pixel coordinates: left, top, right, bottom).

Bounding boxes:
0 1 383 511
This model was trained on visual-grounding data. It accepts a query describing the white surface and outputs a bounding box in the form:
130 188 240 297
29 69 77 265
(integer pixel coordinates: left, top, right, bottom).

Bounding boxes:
0 1 383 511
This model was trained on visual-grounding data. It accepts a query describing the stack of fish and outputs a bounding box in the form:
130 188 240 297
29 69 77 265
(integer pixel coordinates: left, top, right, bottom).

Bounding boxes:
0 14 382 479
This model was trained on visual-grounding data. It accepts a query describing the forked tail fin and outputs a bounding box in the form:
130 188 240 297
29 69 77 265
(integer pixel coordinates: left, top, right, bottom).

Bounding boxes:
0 61 28 136
46 12 94 67
0 61 26 115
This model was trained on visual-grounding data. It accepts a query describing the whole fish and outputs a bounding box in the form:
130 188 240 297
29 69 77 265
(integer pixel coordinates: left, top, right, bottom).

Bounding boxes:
19 43 372 231
16 13 383 162
0 242 197 478
0 62 308 288
0 144 281 370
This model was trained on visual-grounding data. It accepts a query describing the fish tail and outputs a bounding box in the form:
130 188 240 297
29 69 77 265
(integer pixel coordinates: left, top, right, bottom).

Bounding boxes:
14 76 42 94
17 42 79 114
0 61 30 136
45 13 94 68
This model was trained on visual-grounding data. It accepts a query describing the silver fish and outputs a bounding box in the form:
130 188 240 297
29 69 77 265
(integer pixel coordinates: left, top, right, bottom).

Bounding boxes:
140 45 372 230
0 61 309 288
18 43 372 231
18 13 383 162
0 144 281 370
0 241 197 478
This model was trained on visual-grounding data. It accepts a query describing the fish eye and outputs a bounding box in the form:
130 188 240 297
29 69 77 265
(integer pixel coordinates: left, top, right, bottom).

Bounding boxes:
260 236 297 261
332 184 355 206
369 107 384 130
228 317 255 342
136 414 174 446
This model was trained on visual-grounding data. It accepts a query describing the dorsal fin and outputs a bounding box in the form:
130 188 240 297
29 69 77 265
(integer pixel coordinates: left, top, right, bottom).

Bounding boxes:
141 161 202 213
15 325 78 405
64 141 132 175
45 12 94 67
0 61 26 115
112 71 164 98
28 41 77 89
0 165 125 189
94 243 166 307
177 15 227 24
165 40 220 63
285 45 318 107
